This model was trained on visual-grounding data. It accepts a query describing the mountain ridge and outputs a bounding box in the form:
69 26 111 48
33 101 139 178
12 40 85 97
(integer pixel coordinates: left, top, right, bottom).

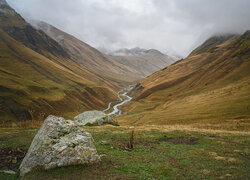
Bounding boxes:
108 47 176 78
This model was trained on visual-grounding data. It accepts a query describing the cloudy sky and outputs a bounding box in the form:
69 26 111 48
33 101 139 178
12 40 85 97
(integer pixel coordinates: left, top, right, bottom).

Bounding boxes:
7 0 250 57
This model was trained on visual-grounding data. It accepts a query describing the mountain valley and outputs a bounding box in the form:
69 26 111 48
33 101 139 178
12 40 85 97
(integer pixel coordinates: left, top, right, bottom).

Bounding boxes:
0 0 250 179
0 0 175 125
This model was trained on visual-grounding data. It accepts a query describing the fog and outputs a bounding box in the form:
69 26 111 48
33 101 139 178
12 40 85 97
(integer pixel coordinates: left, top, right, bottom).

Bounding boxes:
7 0 250 57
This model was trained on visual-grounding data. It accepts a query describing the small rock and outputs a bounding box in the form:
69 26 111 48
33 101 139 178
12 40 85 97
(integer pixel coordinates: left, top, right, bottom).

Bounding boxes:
124 147 133 151
100 141 110 145
0 170 16 174
100 154 107 158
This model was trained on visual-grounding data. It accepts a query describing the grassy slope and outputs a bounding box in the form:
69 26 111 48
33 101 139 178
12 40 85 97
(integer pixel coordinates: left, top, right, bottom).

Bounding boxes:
0 1 143 125
1 13 122 91
0 127 249 179
0 29 118 125
118 31 250 130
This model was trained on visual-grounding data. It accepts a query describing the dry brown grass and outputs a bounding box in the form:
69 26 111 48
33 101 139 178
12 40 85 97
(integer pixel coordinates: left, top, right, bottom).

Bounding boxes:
118 33 250 132
82 124 250 136
0 24 136 125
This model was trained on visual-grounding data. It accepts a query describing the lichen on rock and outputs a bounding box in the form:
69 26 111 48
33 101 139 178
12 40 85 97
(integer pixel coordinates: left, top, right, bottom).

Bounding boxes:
19 115 100 176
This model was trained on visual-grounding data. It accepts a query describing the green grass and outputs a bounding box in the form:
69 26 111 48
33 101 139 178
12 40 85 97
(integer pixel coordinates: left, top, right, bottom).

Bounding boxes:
0 127 249 179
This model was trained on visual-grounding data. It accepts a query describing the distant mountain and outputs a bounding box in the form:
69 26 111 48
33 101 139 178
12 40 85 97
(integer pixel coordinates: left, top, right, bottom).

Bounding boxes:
119 31 250 129
109 47 176 77
30 20 176 81
29 20 143 85
109 47 148 56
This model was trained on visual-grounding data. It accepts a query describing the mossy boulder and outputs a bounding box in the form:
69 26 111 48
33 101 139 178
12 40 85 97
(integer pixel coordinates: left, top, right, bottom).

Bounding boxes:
74 110 119 126
19 115 100 176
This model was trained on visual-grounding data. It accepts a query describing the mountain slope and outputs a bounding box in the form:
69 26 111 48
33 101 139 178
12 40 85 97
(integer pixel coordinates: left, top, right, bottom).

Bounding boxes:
0 0 70 60
109 47 176 77
0 2 126 90
30 21 143 85
118 31 250 130
0 0 124 125
0 28 118 125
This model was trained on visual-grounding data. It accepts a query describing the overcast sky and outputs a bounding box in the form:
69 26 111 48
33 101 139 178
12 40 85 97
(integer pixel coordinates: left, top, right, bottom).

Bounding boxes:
7 0 250 57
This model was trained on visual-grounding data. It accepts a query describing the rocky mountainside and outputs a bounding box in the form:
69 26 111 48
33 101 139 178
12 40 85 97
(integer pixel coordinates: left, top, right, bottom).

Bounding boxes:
119 31 250 129
109 47 176 77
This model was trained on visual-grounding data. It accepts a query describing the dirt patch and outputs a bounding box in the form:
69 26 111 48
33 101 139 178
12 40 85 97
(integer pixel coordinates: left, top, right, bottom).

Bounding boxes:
0 147 26 171
159 137 199 145
136 139 160 147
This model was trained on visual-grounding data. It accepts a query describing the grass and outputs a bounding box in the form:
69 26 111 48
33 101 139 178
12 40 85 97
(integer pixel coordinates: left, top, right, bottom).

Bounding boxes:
0 126 249 179
118 75 250 130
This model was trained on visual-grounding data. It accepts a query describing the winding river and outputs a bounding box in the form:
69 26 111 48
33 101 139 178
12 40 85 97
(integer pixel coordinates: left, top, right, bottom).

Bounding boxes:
103 86 133 116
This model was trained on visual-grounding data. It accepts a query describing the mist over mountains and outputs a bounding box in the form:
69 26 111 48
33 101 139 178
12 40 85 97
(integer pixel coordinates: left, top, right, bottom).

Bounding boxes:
7 0 250 57
107 47 176 77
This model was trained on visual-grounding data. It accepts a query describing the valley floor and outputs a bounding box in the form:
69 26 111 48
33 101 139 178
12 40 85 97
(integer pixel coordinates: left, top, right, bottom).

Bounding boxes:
0 125 249 180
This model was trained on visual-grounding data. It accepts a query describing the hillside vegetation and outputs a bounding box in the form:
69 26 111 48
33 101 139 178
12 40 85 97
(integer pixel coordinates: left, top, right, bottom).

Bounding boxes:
0 28 119 125
118 31 250 131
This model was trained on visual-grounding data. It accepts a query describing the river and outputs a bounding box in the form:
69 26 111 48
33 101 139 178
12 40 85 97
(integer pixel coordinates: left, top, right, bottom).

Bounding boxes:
103 86 133 116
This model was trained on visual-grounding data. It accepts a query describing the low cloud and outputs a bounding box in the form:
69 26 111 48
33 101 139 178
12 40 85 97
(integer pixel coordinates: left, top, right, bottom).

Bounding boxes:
7 0 250 57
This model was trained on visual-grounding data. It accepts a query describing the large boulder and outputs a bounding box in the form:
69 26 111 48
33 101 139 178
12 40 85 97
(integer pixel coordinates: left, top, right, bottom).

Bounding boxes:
19 115 100 176
74 110 119 126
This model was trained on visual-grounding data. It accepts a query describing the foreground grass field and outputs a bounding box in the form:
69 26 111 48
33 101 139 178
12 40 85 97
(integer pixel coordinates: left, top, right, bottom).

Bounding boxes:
0 126 249 179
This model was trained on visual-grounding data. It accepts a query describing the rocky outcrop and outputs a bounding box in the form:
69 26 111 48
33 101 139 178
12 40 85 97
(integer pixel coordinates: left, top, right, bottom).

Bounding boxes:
74 110 119 126
19 115 100 177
